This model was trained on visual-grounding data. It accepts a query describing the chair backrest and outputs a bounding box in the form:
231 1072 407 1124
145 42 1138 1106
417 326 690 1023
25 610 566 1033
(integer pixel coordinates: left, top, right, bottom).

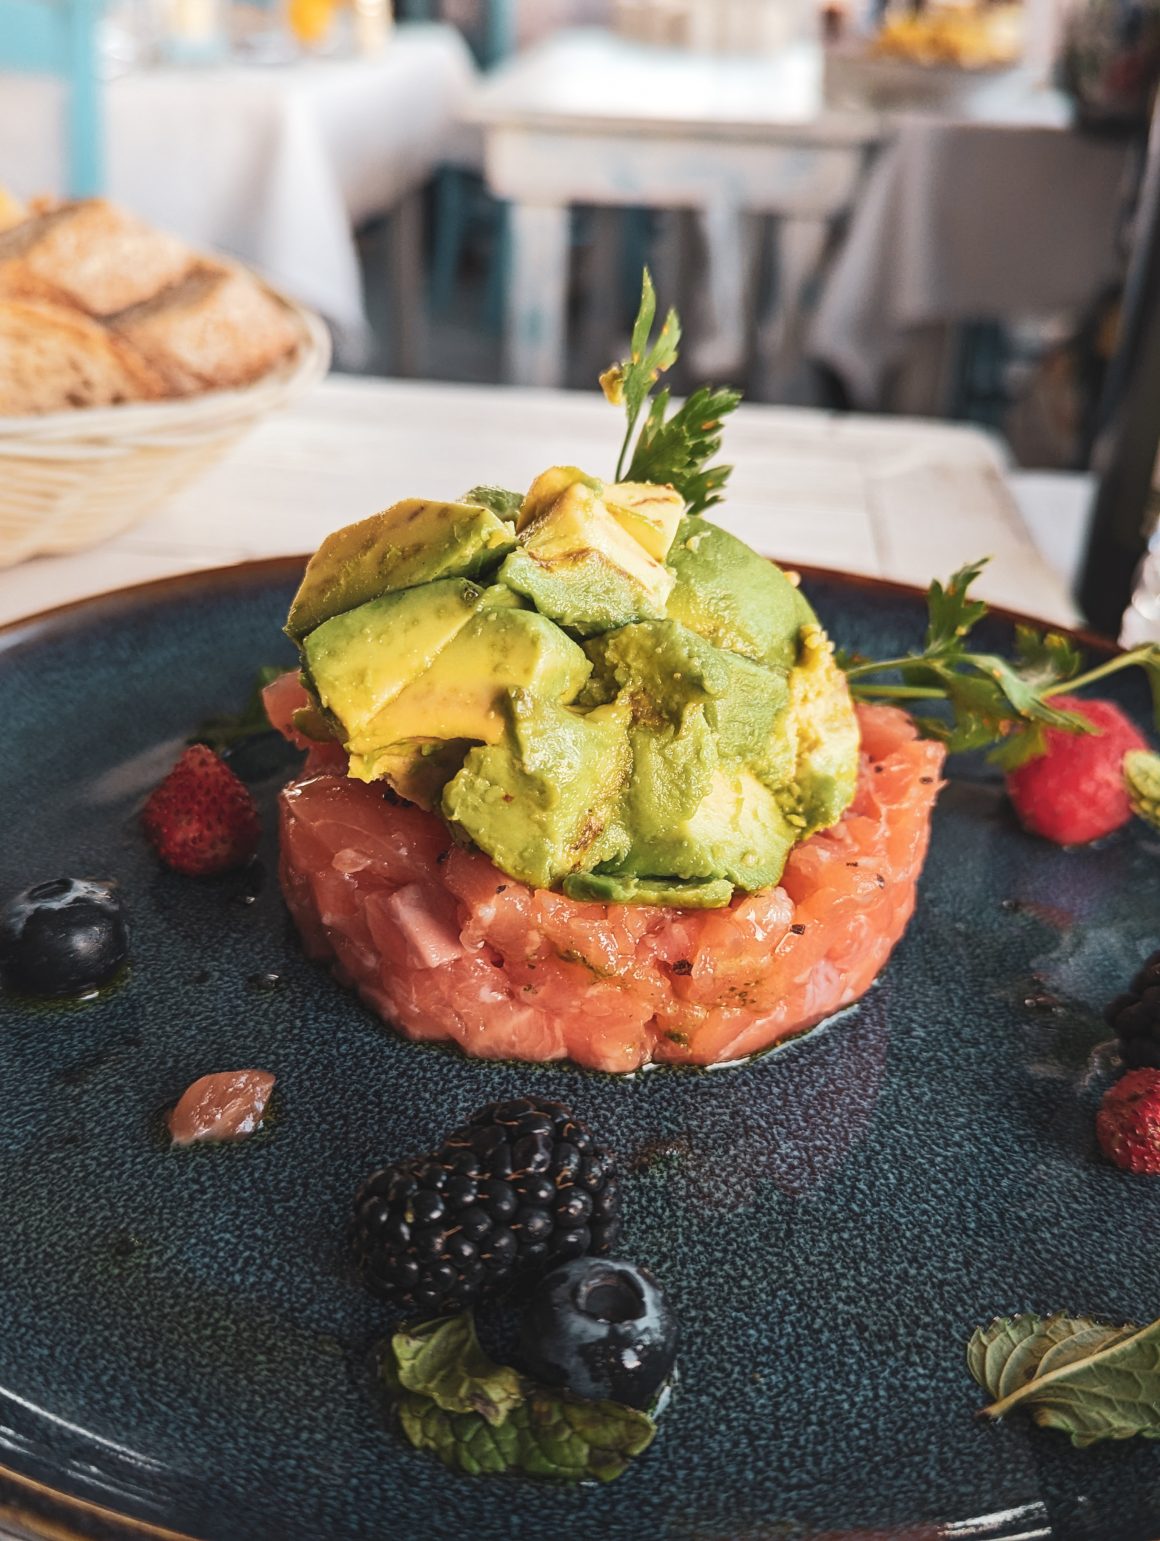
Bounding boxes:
0 0 103 194
397 0 516 67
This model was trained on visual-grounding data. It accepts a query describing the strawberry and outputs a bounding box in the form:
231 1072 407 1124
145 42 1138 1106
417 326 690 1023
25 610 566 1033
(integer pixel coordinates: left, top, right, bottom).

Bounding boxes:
1004 696 1148 845
142 745 260 877
1096 1068 1160 1174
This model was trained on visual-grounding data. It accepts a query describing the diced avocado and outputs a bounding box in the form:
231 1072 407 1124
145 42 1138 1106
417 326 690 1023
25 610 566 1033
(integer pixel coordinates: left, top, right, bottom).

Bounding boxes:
585 620 788 759
349 738 475 811
286 499 516 639
501 483 676 637
442 694 632 891
605 482 685 561
612 738 796 894
636 767 797 892
616 709 717 871
777 624 861 838
516 466 603 531
302 578 484 744
666 517 813 672
562 873 734 908
346 606 592 756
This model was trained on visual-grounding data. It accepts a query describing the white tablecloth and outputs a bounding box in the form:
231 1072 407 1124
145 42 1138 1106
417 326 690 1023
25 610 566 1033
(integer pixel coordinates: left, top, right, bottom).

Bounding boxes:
810 102 1132 409
0 377 1078 629
0 23 475 330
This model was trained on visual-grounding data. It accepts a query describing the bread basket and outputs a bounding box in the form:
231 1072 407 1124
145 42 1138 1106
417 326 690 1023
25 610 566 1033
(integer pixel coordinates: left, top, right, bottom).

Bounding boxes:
0 296 331 570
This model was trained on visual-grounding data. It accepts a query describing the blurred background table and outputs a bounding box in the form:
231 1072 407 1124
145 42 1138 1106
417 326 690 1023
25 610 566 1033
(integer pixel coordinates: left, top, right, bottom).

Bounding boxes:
809 85 1134 413
0 376 1079 630
469 29 883 387
0 21 475 348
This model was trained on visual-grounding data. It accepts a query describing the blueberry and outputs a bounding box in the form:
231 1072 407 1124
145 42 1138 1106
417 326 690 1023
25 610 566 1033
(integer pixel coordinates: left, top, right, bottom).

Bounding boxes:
517 1258 678 1410
0 879 128 998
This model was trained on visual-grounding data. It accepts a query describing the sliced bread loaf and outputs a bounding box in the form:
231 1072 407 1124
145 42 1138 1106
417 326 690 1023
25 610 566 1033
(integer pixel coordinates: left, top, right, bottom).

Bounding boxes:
112 263 301 393
0 300 168 415
0 200 196 317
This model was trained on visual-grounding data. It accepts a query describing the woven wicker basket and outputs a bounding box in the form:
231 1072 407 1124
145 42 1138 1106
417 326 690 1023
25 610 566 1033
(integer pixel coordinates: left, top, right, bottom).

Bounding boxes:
0 298 332 570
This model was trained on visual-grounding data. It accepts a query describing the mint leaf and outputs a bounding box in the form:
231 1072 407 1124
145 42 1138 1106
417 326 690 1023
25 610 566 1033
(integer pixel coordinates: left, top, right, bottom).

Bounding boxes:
515 1390 655 1482
1126 748 1160 831
392 1314 522 1426
393 1382 654 1482
193 665 284 751
967 1313 1160 1446
625 384 742 516
462 486 523 523
379 1315 656 1482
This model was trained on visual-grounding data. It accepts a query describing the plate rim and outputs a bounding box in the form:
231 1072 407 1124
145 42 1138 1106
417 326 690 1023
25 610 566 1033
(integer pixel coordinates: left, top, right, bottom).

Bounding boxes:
0 554 1115 660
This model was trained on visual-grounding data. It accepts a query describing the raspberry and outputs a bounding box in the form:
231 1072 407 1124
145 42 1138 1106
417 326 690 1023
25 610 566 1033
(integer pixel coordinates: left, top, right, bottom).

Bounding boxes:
352 1099 621 1312
1005 696 1148 845
1096 1068 1160 1174
1106 951 1160 1068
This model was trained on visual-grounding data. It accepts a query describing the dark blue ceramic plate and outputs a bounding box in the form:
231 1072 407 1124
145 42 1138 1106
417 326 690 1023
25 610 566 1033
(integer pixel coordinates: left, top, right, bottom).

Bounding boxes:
1 559 1159 1541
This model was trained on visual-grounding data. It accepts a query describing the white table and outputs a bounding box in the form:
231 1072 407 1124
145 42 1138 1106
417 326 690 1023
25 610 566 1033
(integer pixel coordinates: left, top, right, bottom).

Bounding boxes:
0 24 475 343
467 30 884 388
0 376 1079 629
810 92 1132 412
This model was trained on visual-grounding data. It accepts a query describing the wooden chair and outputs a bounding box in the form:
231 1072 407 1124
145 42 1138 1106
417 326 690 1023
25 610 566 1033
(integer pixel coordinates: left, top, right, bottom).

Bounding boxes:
0 0 104 195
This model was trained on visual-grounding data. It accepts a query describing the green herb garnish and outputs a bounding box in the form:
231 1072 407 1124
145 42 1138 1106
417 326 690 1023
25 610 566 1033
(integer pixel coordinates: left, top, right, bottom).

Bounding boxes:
192 665 285 751
462 486 524 523
379 1313 656 1482
1126 748 1160 830
842 559 1160 769
967 1312 1160 1446
602 270 740 516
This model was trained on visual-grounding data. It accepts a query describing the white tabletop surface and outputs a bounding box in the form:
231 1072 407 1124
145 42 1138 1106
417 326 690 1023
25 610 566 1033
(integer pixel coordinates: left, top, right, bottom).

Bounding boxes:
0 376 1079 632
0 24 475 331
470 30 882 144
469 30 1077 140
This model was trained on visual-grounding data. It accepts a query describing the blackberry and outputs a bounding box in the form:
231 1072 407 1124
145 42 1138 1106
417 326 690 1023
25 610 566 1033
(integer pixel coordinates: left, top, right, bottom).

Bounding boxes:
352 1098 621 1312
1107 951 1160 1068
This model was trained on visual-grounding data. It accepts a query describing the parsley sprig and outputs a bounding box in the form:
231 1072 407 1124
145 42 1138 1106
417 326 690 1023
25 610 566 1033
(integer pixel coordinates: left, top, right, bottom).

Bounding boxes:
601 270 740 515
601 271 1159 773
844 559 1160 769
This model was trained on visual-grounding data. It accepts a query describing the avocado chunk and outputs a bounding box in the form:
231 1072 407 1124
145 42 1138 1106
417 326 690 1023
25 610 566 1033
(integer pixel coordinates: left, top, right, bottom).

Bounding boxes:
612 760 798 894
287 498 516 639
461 486 524 523
345 605 592 756
562 873 734 908
442 694 632 891
516 466 604 532
302 578 484 745
348 738 476 811
585 619 789 763
779 624 861 838
501 482 675 637
604 481 685 561
666 518 813 672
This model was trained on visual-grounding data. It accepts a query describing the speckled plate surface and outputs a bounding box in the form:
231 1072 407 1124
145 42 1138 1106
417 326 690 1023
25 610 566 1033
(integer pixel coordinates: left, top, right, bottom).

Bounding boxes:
1 558 1159 1541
